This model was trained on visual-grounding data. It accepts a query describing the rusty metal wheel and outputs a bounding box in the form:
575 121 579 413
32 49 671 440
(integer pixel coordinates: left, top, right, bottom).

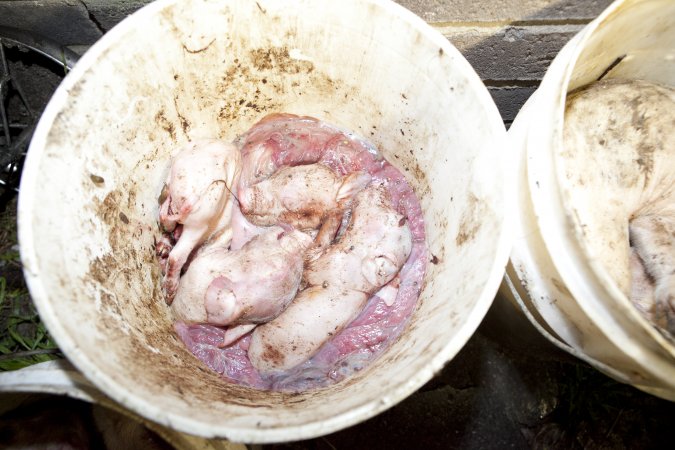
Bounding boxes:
0 27 79 209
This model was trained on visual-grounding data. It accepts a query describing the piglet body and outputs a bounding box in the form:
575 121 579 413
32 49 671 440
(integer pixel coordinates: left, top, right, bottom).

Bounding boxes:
630 206 675 334
239 163 370 230
159 140 241 303
249 184 412 373
171 226 313 338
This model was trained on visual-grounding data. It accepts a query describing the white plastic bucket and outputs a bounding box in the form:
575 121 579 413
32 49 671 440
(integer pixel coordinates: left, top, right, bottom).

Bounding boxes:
18 0 510 442
506 0 675 400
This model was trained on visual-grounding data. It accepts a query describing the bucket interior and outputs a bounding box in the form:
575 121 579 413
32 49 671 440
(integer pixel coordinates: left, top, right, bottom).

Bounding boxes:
18 0 508 442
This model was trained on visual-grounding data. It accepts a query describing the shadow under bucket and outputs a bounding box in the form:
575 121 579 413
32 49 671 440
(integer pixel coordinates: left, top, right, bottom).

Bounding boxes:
18 0 510 443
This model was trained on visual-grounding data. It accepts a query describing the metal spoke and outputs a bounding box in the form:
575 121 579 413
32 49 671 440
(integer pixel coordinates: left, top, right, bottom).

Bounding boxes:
0 123 34 167
0 27 80 207
0 43 11 147
0 100 11 148
9 66 34 120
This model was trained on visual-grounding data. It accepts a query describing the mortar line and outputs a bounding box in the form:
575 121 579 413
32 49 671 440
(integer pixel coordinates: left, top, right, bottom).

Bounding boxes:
429 18 593 28
484 80 541 88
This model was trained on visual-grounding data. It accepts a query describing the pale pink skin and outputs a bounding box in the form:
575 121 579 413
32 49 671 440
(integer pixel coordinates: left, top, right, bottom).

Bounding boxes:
629 209 675 334
249 184 413 374
239 163 371 231
229 200 269 251
173 113 428 390
236 113 343 188
171 226 313 345
158 140 241 304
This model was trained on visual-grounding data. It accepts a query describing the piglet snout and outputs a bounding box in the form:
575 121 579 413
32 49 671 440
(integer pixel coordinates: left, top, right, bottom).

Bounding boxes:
204 277 238 326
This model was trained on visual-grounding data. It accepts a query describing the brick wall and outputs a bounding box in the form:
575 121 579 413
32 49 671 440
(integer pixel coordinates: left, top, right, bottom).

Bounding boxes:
0 0 615 124
400 0 614 123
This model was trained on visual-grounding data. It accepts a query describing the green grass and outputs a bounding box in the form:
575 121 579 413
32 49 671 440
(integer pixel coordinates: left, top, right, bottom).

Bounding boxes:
0 276 61 370
0 197 61 370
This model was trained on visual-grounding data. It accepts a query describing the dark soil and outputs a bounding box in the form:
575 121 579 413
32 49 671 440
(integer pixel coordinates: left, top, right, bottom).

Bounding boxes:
0 394 173 449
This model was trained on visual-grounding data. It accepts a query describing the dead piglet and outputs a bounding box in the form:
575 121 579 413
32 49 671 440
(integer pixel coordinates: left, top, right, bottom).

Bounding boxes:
249 184 412 374
238 163 370 231
236 113 341 187
171 226 313 346
229 198 269 250
158 139 241 303
630 210 675 335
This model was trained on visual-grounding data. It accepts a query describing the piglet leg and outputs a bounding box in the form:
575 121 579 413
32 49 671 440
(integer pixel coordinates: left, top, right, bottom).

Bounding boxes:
313 210 343 250
374 277 401 307
220 324 257 348
163 180 228 304
155 232 174 275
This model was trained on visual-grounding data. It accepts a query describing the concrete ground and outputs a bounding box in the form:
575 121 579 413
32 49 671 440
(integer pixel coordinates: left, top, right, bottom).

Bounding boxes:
263 295 675 449
3 295 674 448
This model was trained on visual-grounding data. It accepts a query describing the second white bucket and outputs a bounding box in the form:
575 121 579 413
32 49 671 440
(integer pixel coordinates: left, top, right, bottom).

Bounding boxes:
506 0 675 400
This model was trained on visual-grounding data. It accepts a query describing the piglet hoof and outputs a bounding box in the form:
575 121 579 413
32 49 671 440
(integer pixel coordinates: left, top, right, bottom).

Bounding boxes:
162 277 179 306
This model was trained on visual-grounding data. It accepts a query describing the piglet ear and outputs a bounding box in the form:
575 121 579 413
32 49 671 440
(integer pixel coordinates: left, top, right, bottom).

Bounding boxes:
336 171 371 205
158 191 177 232
204 276 239 326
